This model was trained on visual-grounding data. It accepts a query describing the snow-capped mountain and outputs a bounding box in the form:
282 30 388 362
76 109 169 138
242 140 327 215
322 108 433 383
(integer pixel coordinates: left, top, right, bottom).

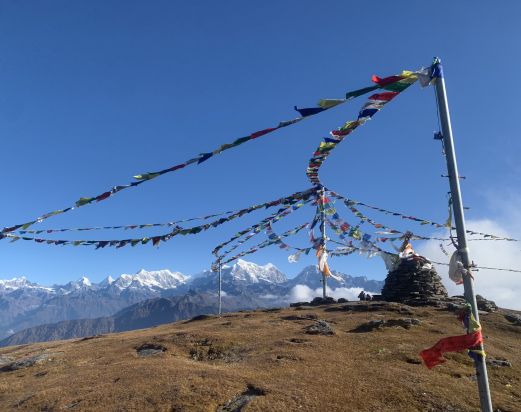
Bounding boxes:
112 269 188 291
286 265 383 293
0 260 383 342
0 268 189 339
99 275 115 287
0 277 52 292
183 260 287 296
57 276 93 293
228 259 287 284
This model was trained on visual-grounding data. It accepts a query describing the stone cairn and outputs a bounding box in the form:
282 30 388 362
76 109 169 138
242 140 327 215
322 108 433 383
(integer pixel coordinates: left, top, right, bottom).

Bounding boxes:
381 257 449 306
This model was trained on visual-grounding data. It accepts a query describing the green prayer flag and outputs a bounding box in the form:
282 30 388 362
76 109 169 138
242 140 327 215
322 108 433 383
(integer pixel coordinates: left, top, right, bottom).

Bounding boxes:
76 197 95 207
21 221 36 230
345 85 379 100
134 172 160 181
317 99 344 109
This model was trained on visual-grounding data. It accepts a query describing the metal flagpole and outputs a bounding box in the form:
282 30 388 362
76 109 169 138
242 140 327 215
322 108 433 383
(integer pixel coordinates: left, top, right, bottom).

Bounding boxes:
433 57 493 412
218 258 222 316
320 187 328 298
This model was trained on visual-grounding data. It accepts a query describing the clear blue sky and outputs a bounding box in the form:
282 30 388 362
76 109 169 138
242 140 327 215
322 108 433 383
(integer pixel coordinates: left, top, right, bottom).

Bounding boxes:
1 1 520 285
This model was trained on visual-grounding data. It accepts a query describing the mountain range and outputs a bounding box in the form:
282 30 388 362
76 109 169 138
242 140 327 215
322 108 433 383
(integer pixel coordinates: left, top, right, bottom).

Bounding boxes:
0 259 383 346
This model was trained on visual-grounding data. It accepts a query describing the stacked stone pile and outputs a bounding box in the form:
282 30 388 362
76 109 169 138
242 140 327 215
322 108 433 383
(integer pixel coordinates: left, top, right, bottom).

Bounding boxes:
381 258 448 306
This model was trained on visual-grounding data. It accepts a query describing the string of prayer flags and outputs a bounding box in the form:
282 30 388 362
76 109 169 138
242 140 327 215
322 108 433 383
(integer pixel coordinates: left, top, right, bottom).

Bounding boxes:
266 222 310 252
212 193 314 258
326 238 378 258
324 210 383 259
11 210 239 235
3 231 172 249
219 223 309 265
420 304 483 369
308 204 322 250
2 188 315 250
266 223 292 251
331 194 443 242
327 190 519 242
215 199 306 259
1 81 385 236
306 71 419 186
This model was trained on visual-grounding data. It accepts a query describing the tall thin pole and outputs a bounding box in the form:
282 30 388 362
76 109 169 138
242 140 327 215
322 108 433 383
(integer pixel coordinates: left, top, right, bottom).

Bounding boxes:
218 259 222 316
320 187 327 298
433 58 493 412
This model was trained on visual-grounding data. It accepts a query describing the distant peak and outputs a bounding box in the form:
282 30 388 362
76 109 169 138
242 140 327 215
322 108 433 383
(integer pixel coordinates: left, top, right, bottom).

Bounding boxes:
99 275 115 286
77 276 92 286
112 268 187 290
0 276 31 289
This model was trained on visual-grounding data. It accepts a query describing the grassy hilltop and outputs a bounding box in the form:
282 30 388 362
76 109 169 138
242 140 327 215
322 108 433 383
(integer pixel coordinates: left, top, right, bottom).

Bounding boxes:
0 301 520 411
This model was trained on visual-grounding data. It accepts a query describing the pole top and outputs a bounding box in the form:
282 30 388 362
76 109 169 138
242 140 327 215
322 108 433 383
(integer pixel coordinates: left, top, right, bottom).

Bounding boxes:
431 57 444 79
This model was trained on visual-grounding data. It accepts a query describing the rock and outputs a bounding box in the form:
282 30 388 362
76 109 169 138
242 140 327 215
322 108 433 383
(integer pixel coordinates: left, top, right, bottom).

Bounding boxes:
381 257 448 306
351 320 385 333
217 385 266 412
504 313 521 326
136 343 167 357
185 314 215 323
74 335 104 343
350 318 421 333
309 297 337 306
0 355 14 367
281 313 318 321
476 295 498 312
288 338 310 344
386 318 422 329
290 297 337 308
293 305 314 311
447 302 465 312
486 357 512 368
325 301 415 315
337 298 349 303
0 353 52 372
304 320 335 335
189 341 245 362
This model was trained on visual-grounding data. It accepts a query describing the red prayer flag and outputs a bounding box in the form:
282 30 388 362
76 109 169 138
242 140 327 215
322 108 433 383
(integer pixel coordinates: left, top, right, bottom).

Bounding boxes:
371 74 405 86
96 191 112 202
368 91 399 101
420 331 482 369
250 128 276 139
167 164 186 172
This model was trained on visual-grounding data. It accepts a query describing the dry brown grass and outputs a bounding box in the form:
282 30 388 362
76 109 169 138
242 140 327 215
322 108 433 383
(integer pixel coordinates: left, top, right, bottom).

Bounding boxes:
0 302 520 411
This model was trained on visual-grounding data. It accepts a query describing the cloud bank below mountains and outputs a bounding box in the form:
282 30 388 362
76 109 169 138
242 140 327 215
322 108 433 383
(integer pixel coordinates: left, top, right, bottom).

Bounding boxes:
289 284 375 302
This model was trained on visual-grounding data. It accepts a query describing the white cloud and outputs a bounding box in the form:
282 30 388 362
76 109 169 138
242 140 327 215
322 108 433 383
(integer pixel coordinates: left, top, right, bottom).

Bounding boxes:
289 284 316 302
289 284 365 302
259 293 279 300
417 218 521 310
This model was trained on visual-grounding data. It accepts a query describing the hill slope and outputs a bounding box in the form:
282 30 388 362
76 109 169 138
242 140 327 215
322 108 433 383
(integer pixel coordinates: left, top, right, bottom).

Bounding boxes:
0 292 272 347
1 302 519 411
